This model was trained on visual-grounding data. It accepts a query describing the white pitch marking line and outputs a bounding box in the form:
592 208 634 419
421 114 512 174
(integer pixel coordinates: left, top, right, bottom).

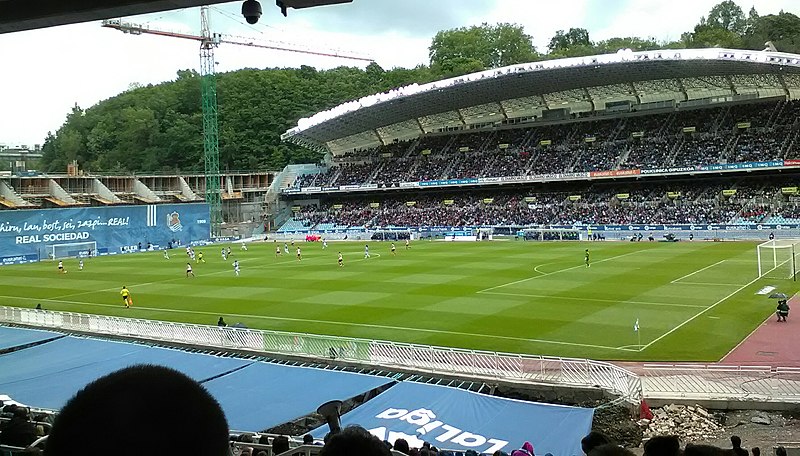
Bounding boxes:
670 259 726 284
674 282 742 286
0 297 637 352
533 263 550 275
478 249 646 293
639 274 762 352
479 291 707 309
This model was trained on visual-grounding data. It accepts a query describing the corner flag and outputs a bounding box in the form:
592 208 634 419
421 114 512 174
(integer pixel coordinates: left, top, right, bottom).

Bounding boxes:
634 319 639 333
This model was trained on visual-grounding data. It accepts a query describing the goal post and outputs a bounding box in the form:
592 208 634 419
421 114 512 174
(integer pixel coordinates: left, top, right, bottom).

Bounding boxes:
757 239 800 281
49 241 97 260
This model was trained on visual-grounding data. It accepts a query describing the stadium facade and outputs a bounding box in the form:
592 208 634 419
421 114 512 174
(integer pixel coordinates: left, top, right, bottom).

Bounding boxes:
0 172 274 264
275 48 800 239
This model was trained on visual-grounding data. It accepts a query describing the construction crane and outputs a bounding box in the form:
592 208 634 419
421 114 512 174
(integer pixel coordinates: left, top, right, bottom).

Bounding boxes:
102 8 372 236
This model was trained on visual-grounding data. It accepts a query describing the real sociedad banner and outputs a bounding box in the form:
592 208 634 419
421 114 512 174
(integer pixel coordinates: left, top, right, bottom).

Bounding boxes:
311 382 593 455
0 203 209 264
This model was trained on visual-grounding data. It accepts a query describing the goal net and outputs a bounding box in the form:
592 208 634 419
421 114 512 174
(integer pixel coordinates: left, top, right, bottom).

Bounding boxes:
757 239 800 280
49 241 97 260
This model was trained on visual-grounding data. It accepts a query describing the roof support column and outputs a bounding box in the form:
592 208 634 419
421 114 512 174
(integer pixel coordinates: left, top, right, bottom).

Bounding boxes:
726 75 738 96
373 129 384 146
584 88 596 112
629 82 641 105
497 102 508 121
777 74 791 98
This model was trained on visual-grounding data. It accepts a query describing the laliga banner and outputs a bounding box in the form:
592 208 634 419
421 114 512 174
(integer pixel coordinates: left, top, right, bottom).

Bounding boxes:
0 203 209 264
311 382 593 454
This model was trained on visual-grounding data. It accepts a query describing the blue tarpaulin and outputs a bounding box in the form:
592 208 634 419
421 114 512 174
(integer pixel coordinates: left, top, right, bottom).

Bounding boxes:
0 326 61 350
203 362 395 432
312 382 594 455
0 336 250 409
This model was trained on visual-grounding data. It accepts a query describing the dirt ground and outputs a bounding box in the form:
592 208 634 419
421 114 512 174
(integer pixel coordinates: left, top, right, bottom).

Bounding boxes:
594 406 800 453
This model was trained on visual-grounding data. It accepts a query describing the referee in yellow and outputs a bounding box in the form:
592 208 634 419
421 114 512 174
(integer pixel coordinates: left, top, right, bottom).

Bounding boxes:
120 286 131 308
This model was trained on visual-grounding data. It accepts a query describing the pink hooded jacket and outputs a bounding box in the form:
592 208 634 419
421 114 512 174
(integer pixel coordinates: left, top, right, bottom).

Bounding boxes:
511 441 534 456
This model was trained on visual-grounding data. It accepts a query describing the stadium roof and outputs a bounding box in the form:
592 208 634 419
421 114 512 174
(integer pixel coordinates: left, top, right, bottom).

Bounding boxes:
282 48 800 155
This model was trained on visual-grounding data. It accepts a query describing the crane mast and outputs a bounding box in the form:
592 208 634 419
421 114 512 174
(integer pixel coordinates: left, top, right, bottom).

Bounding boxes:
102 10 372 237
199 6 222 236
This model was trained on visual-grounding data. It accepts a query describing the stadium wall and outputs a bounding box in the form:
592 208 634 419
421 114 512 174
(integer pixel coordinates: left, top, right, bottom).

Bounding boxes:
0 203 210 264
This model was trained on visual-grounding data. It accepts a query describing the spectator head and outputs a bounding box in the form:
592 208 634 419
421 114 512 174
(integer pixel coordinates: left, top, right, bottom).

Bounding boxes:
319 425 391 456
511 441 534 456
303 434 315 445
644 436 681 456
12 406 30 419
776 448 787 456
685 444 726 456
588 444 636 456
394 438 410 454
44 364 229 456
272 435 290 455
582 432 612 455
731 436 742 449
751 448 760 456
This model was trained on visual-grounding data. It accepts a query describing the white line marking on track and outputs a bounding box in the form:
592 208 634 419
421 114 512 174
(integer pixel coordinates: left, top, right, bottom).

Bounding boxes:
478 291 707 309
1 296 638 352
477 249 647 293
670 260 726 283
639 274 762 352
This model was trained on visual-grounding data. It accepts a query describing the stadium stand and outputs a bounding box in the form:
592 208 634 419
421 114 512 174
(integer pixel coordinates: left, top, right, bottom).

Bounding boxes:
278 176 800 230
285 99 800 190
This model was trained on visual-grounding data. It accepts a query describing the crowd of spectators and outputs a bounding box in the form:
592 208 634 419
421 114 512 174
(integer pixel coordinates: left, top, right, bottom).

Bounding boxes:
280 178 800 229
286 100 800 190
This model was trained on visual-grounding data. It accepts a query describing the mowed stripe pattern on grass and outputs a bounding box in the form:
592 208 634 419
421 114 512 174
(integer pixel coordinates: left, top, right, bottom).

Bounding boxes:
0 240 792 361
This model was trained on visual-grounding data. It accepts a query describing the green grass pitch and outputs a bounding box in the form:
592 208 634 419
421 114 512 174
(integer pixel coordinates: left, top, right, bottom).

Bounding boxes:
0 239 795 361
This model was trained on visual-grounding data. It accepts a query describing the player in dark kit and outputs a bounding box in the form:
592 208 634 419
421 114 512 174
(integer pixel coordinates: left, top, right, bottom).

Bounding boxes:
585 249 590 268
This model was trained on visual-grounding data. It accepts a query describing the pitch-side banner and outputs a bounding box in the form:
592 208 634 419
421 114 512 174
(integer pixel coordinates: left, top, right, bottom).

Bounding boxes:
311 382 593 454
0 203 209 263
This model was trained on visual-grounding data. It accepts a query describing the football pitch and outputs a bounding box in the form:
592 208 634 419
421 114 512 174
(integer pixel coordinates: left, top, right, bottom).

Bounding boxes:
0 239 794 361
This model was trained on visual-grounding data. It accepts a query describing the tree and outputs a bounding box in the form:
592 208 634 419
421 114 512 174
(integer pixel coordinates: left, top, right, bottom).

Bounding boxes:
687 23 743 48
594 36 661 54
429 23 538 77
743 11 800 53
706 0 747 34
546 28 594 58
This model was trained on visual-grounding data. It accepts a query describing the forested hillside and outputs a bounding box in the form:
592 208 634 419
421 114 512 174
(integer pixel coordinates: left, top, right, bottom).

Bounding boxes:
40 2 800 173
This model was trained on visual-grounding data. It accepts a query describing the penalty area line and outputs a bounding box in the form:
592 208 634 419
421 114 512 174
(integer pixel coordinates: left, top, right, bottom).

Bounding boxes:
0 296 637 352
670 259 726 284
639 274 762 352
478 249 647 293
478 291 707 309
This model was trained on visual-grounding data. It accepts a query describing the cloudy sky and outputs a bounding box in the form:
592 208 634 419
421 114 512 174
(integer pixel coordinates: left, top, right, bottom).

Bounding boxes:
0 0 795 147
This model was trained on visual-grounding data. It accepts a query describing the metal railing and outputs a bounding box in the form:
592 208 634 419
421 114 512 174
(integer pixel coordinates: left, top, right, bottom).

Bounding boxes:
641 364 800 402
0 306 641 403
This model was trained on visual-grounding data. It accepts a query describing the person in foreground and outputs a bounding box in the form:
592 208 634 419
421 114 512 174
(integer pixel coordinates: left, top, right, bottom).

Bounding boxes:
319 425 391 456
44 364 229 456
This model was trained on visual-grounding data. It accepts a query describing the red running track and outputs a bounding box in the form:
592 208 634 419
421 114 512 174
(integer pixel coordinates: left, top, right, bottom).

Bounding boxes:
720 295 800 367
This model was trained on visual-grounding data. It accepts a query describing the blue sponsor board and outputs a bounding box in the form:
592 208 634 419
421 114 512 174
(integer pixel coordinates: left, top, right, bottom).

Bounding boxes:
560 224 800 231
697 160 783 172
0 203 210 264
419 178 479 187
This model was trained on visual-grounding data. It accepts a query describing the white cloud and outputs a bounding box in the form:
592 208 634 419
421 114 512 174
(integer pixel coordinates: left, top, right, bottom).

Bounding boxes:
0 0 796 146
